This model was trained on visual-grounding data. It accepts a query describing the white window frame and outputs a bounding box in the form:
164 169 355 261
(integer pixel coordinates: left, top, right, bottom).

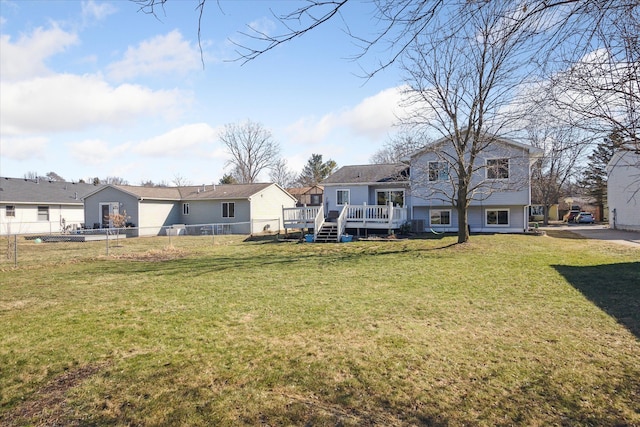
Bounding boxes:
486 158 510 180
5 205 15 217
336 189 350 206
183 203 190 215
428 161 449 181
37 206 49 221
429 209 451 226
376 189 405 207
222 202 235 218
485 208 510 226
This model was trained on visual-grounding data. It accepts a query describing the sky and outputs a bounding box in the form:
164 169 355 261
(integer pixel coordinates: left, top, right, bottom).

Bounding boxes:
0 0 408 185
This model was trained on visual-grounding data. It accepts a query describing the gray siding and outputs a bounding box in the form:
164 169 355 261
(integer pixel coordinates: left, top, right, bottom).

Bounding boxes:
83 188 140 229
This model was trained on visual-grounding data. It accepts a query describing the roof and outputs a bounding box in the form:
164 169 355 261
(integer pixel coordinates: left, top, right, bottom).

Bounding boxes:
0 177 102 204
85 182 291 202
406 132 544 160
321 164 409 185
286 185 324 196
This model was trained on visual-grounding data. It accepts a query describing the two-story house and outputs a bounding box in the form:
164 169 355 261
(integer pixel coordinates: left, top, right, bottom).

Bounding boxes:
409 134 543 234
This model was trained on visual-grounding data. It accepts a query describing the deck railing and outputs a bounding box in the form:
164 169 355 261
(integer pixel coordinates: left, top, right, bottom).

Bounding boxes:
283 204 407 232
282 206 320 227
313 205 324 241
336 205 348 241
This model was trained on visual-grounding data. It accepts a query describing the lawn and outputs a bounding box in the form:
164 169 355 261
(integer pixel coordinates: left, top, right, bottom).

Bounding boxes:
1 232 639 426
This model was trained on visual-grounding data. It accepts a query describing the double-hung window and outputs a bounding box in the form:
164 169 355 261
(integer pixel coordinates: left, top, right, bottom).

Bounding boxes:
336 190 350 206
487 158 509 179
428 162 449 181
183 203 190 215
5 205 15 217
37 206 49 221
222 202 235 218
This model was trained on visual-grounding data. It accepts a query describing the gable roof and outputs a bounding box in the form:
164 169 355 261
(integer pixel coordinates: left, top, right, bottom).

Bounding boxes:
321 164 409 185
0 177 102 204
406 132 543 160
84 182 294 202
286 185 324 196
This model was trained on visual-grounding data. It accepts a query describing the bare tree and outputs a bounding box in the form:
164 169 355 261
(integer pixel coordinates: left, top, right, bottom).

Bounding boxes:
401 2 540 243
270 158 297 188
219 120 280 183
172 174 192 187
524 120 590 225
105 176 129 185
370 132 426 164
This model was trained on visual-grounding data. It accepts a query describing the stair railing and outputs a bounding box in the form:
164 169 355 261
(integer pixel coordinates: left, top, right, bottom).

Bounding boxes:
313 204 324 241
336 205 348 242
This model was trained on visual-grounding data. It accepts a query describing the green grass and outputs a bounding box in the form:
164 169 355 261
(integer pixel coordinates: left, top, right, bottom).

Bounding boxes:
1 233 639 426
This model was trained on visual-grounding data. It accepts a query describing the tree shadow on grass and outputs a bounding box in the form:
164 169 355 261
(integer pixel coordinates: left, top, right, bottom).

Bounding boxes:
553 262 640 339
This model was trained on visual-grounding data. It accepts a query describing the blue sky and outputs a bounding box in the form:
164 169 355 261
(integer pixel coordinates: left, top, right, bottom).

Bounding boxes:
0 0 407 185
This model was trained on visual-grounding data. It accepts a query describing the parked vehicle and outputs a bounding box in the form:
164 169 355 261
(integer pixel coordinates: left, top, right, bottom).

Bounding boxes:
564 210 581 222
574 212 595 224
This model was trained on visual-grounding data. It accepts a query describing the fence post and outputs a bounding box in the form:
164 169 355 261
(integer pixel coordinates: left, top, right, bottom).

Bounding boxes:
14 234 18 268
106 231 109 256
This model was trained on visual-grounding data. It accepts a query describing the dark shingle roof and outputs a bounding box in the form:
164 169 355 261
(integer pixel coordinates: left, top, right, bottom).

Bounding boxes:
0 177 102 204
321 164 409 185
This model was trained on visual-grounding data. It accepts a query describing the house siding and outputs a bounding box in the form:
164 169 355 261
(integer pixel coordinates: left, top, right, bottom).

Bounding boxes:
0 203 84 235
138 200 180 236
83 187 140 229
250 185 297 232
608 151 640 231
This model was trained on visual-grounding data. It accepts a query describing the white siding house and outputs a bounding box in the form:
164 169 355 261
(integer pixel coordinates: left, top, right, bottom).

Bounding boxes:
0 177 101 235
607 151 640 231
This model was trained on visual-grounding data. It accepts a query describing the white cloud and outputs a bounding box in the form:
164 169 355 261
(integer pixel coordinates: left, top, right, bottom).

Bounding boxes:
107 30 201 81
0 25 78 81
82 0 117 24
285 86 407 145
69 138 131 165
133 123 219 157
0 74 188 136
0 136 49 161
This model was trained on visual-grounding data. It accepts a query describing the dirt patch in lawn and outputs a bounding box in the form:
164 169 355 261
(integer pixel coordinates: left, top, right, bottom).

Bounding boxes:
2 362 108 426
107 245 188 262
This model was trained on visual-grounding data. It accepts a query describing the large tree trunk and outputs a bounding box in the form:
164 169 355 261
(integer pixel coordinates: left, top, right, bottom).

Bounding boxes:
456 200 470 244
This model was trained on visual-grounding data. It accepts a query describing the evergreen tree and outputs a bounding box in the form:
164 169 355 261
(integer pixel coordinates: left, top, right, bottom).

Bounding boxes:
579 130 624 220
219 173 238 184
297 154 337 186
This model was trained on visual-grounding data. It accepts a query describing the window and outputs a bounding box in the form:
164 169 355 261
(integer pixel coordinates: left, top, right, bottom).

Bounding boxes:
222 202 235 218
183 203 190 215
5 205 15 217
376 190 405 207
336 190 350 205
37 206 49 221
486 209 509 226
309 194 322 206
428 162 449 181
487 158 509 179
430 209 451 226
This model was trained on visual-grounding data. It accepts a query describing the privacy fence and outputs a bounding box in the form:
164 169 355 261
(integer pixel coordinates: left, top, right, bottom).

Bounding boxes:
1 219 280 267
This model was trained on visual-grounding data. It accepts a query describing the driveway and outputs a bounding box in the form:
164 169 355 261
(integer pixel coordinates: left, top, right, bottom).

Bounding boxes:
540 224 640 248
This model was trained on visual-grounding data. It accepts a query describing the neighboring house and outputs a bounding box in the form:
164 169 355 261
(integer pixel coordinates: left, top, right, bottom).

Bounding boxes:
83 182 297 236
409 134 543 233
607 150 640 231
287 185 324 207
0 177 101 235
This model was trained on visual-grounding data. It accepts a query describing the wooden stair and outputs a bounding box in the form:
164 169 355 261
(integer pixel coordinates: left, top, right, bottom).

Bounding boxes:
314 222 339 243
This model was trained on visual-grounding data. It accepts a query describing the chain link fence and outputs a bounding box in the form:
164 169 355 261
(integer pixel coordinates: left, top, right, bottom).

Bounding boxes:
1 219 280 268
